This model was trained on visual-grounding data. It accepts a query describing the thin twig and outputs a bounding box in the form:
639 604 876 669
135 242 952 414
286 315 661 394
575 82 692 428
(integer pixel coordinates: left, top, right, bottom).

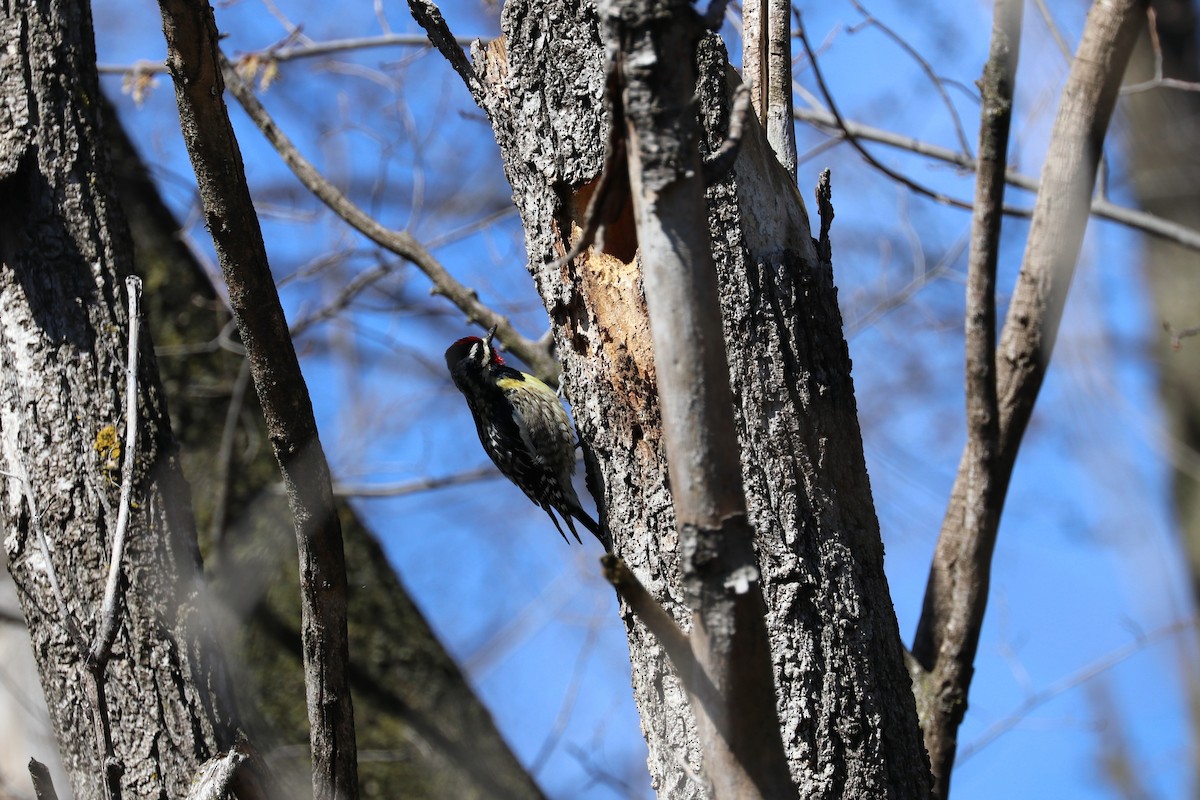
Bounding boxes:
528 622 600 776
1032 0 1072 63
846 234 966 337
332 464 500 498
289 260 401 337
795 13 982 213
791 106 1200 251
957 618 1195 764
1118 8 1200 94
217 52 558 383
97 33 481 76
1165 321 1200 349
208 357 252 556
847 0 973 157
0 467 86 653
90 276 142 668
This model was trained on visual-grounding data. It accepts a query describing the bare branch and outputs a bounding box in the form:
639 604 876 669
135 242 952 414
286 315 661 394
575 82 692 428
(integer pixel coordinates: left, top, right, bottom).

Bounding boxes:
958 618 1195 764
1121 7 1200 94
155 0 359 796
98 32 482 77
332 464 500 498
792 106 1200 251
1032 0 1072 62
217 53 559 383
600 555 692 667
847 0 974 157
795 14 983 213
913 0 1022 793
1165 321 1200 349
90 276 142 669
913 1 1150 795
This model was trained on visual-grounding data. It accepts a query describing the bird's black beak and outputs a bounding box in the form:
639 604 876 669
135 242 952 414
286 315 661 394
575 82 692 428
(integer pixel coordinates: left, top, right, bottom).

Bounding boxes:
484 324 498 345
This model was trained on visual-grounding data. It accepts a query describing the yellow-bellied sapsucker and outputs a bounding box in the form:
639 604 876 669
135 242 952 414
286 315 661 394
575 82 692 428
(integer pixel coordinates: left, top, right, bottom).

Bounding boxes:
445 326 602 544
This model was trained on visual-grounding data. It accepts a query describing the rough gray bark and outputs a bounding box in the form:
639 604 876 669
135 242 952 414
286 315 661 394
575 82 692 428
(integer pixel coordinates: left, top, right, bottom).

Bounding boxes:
600 1 793 796
0 0 242 796
445 0 930 795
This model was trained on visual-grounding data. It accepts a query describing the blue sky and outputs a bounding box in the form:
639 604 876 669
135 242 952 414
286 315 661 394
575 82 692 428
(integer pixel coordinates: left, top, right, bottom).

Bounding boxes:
87 0 1196 797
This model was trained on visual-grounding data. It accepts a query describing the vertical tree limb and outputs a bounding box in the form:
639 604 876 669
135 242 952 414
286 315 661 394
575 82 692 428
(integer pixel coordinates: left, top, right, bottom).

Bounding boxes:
912 1 1149 795
90 276 142 669
741 0 796 178
600 2 792 797
154 1 358 797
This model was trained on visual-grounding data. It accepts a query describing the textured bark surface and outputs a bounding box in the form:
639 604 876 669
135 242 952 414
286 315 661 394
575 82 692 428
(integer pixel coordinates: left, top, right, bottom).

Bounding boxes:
0 0 239 797
103 97 546 800
463 1 930 795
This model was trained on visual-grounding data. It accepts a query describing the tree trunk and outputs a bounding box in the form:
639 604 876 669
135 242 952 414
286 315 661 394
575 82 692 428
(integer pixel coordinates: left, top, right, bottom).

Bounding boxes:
457 1 930 795
0 0 240 797
102 93 546 800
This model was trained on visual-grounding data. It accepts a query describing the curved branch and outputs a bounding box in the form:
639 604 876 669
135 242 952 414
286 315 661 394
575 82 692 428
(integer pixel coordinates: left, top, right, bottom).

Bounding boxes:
218 53 560 383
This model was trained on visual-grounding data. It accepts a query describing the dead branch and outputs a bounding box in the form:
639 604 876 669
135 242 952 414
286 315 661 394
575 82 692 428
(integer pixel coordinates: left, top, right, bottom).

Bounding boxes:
28 759 59 800
742 0 796 178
